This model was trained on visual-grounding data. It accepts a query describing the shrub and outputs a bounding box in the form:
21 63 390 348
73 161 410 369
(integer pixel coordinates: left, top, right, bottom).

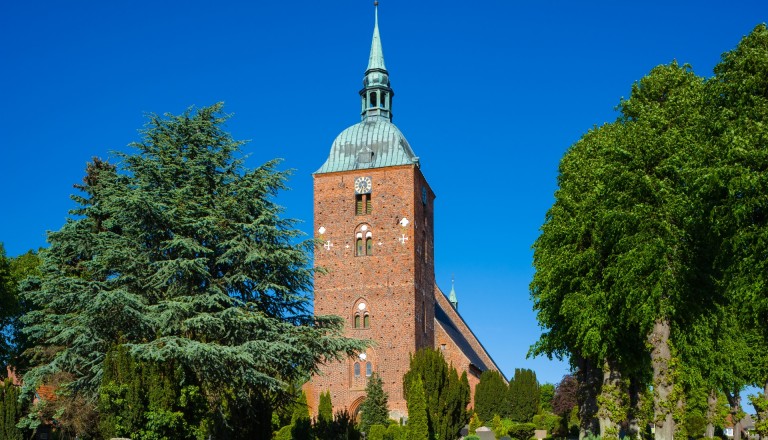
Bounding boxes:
274 425 292 440
532 412 561 434
384 423 403 440
469 412 483 434
368 424 387 440
508 422 537 440
465 436 481 440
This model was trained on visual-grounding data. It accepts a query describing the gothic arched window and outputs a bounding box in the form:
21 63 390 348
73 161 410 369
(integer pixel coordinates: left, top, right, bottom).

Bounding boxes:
354 362 361 378
363 313 370 329
366 362 372 377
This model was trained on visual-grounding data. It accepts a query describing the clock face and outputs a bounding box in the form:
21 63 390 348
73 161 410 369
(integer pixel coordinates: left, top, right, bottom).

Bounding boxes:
354 176 372 194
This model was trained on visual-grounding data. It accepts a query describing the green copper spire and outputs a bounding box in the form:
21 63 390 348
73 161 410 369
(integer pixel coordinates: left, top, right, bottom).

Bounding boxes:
367 2 386 72
316 1 420 175
449 276 458 310
360 1 394 121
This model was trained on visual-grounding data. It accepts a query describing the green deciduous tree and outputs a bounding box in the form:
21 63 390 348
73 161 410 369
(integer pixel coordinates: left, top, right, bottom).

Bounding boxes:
360 373 390 433
532 24 768 440
539 383 555 414
531 61 712 440
19 103 367 438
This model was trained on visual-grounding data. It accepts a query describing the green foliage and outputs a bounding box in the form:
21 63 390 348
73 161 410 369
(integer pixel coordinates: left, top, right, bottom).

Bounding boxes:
468 411 482 434
405 376 428 440
474 370 507 422
0 246 40 371
748 392 768 438
464 436 481 440
19 104 368 438
318 390 333 422
274 424 292 440
491 415 512 439
507 368 539 422
539 383 555 414
384 423 403 440
530 25 768 439
360 373 390 433
98 345 209 440
507 422 536 440
291 417 313 440
532 412 560 435
292 390 310 424
403 348 469 440
369 424 387 440
684 410 707 439
0 245 16 370
0 378 28 440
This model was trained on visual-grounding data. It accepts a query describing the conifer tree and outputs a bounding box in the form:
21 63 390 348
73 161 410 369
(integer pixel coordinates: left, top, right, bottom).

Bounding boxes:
507 368 540 422
403 348 469 440
360 372 390 433
318 390 333 422
19 103 368 438
474 370 507 422
0 378 26 440
406 376 428 440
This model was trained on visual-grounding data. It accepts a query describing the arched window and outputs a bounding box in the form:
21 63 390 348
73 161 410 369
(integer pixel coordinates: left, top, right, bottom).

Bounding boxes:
354 314 360 328
369 92 378 108
366 362 372 377
363 313 370 328
356 227 374 256
354 363 361 378
366 231 373 256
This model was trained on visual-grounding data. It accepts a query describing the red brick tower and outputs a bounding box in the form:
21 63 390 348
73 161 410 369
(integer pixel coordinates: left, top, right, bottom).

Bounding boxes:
308 4 435 420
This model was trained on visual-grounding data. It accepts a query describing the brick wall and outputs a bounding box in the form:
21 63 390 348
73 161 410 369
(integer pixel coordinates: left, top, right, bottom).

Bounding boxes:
309 164 435 419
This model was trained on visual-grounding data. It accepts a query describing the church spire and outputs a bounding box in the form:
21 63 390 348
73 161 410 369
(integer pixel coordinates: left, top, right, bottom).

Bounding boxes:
449 275 459 310
360 1 394 121
367 2 386 71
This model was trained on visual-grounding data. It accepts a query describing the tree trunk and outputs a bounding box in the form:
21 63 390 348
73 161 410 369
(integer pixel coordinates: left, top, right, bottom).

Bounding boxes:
627 377 641 440
598 359 623 440
705 390 717 438
725 389 742 440
648 318 675 440
577 356 600 440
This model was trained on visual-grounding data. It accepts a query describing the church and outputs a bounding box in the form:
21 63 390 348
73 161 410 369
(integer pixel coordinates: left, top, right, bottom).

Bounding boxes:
306 4 502 420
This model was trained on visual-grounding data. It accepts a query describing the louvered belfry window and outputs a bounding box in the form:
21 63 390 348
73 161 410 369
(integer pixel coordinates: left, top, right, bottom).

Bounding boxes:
355 194 372 215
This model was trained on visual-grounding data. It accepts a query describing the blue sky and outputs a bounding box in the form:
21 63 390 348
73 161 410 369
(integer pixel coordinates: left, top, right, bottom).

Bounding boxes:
1 0 765 408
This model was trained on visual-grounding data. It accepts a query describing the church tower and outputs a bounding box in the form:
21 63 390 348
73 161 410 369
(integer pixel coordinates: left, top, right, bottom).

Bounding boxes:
310 3 436 419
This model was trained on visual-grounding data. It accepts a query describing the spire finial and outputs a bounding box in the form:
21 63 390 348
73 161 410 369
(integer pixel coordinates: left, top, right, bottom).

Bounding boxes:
367 1 386 72
360 1 393 121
